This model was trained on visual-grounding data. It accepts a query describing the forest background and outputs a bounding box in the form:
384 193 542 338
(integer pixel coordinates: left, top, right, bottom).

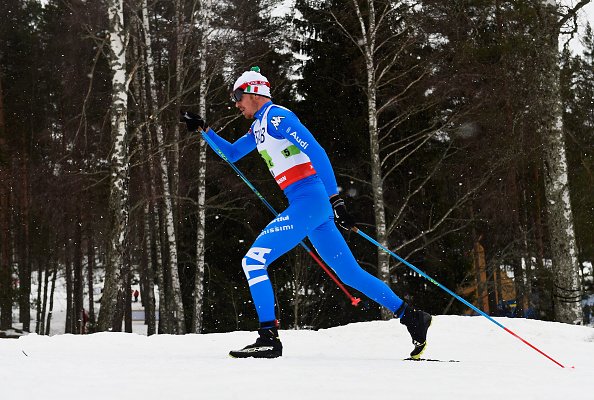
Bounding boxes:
0 0 593 336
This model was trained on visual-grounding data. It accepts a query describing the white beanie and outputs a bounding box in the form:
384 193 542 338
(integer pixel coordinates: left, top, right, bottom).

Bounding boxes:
232 66 271 98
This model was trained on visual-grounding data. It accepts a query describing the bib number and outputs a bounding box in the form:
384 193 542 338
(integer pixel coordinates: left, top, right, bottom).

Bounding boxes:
282 145 301 158
259 149 274 169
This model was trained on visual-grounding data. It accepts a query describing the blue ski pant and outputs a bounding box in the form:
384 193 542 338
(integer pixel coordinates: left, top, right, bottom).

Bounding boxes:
241 176 404 323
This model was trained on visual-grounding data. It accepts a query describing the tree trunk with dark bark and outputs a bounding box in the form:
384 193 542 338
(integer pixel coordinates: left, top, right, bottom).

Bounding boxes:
0 56 13 328
18 132 30 331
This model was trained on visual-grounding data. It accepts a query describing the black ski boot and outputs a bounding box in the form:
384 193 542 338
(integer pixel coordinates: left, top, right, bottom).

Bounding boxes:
229 321 283 359
397 303 432 359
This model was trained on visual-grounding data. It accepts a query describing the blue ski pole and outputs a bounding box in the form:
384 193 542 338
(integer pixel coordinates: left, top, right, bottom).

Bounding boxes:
352 227 568 368
200 130 361 306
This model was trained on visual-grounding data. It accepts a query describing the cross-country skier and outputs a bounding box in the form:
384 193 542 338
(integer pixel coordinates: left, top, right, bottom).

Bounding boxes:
180 67 432 359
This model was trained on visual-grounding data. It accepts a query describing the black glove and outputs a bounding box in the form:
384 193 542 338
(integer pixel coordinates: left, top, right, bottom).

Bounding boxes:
331 196 356 230
180 110 208 132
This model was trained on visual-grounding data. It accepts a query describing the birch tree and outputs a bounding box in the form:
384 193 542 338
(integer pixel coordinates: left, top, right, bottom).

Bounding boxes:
530 0 589 324
172 0 235 333
98 0 130 331
129 9 171 331
327 0 472 318
326 0 408 319
341 0 389 317
191 0 213 334
139 0 186 334
563 26 594 297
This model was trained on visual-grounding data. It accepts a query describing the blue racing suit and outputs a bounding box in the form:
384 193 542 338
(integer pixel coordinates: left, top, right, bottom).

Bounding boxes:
205 101 404 323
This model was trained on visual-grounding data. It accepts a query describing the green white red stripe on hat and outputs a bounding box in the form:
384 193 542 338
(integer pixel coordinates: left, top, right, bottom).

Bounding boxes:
232 66 271 98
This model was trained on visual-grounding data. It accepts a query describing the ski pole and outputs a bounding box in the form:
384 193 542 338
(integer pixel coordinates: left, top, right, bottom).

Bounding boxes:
200 130 361 306
352 226 569 368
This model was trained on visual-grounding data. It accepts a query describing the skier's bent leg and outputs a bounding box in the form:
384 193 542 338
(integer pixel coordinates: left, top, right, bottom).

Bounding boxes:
309 221 432 358
308 220 404 314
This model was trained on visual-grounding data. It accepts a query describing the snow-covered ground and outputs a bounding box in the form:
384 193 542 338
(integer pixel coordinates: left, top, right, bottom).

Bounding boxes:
3 271 592 399
3 314 593 399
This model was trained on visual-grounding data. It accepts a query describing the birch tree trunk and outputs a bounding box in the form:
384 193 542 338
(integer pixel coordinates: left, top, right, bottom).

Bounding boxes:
40 263 49 334
193 115 207 333
98 0 130 331
131 14 158 335
35 265 42 333
192 0 212 334
535 1 582 324
146 147 170 333
368 77 392 321
141 0 185 334
347 0 391 320
172 0 183 224
87 235 95 326
45 264 57 335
